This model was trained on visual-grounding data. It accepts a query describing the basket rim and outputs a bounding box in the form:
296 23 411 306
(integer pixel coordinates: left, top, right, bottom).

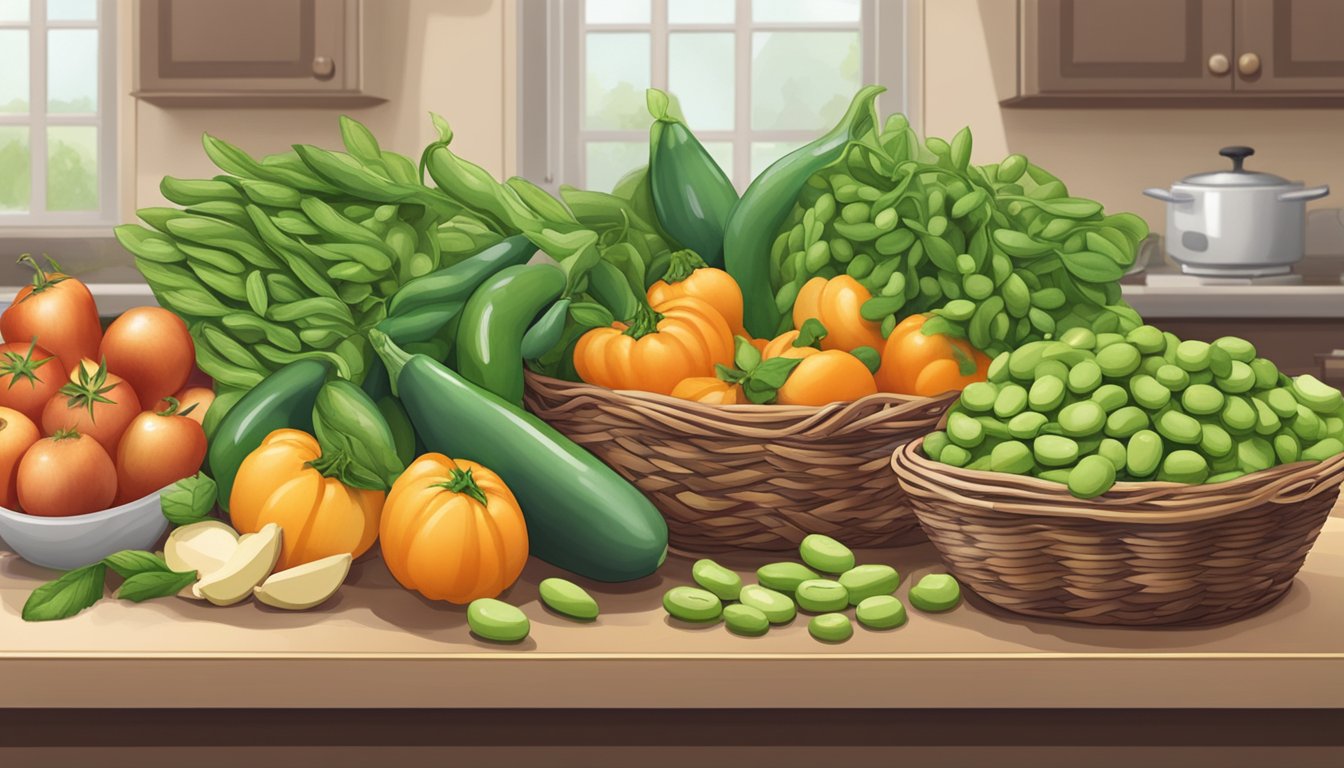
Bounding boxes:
891 436 1344 526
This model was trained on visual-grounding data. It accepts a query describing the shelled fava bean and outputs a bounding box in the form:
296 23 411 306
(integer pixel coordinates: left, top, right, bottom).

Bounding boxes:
922 326 1344 498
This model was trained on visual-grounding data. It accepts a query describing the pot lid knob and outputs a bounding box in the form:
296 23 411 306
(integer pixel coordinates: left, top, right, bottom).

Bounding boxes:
1219 146 1255 172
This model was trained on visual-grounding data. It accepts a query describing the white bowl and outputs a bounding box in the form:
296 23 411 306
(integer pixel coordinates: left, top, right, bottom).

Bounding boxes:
0 491 171 571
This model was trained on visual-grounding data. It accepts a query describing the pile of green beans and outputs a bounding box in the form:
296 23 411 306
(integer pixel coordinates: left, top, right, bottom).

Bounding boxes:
923 327 1344 498
767 115 1148 356
116 116 501 389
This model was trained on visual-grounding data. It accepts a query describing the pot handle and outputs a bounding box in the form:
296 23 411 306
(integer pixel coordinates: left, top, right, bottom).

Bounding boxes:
1278 184 1330 202
1143 188 1195 204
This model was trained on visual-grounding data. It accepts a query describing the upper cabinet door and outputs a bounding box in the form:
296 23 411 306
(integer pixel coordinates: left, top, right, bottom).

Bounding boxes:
1022 0 1235 95
1235 0 1344 91
135 0 382 104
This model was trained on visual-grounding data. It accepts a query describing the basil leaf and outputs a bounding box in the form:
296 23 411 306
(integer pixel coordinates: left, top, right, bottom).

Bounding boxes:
103 550 171 580
161 473 218 526
22 563 107 622
569 302 615 329
116 570 197 603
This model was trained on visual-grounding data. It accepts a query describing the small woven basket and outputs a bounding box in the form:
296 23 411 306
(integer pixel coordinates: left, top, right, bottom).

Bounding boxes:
524 372 956 554
891 439 1344 627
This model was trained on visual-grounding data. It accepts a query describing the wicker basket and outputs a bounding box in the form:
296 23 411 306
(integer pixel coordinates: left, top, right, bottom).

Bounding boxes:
891 439 1344 626
523 372 956 554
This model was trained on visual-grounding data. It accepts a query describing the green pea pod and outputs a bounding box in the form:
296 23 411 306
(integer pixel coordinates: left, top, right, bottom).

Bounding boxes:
646 89 738 269
207 359 332 514
311 380 404 491
521 298 571 360
370 331 667 582
455 263 567 406
724 85 884 338
585 260 639 321
387 234 536 317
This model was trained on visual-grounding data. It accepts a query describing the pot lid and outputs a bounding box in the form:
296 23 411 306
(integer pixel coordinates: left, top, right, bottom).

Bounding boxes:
1180 146 1293 187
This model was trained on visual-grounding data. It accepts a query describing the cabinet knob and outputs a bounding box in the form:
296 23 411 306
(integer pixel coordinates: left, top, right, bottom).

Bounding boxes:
1208 53 1230 75
1238 52 1261 77
312 56 336 80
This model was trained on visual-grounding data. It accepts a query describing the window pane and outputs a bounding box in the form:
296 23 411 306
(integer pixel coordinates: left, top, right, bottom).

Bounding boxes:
701 141 733 185
585 33 650 130
47 125 99 211
751 31 860 130
586 141 646 194
586 0 649 24
669 0 734 24
0 0 27 22
0 30 28 113
669 33 734 131
48 0 97 21
751 140 806 181
0 126 30 212
48 29 99 113
752 0 860 23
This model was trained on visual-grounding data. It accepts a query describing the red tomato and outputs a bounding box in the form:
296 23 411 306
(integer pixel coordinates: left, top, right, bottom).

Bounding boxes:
0 256 102 372
115 400 207 505
0 406 41 511
41 358 141 457
173 387 215 426
99 307 195 407
17 430 117 517
0 340 67 423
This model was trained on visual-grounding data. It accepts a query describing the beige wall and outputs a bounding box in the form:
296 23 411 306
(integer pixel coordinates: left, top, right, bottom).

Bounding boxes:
921 0 1344 231
125 0 515 217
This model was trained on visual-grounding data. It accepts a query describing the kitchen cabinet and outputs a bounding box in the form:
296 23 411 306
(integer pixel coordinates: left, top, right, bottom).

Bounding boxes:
1012 0 1344 104
133 0 386 106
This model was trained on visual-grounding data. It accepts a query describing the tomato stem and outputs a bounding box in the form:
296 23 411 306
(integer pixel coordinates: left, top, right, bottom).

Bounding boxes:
58 358 119 421
16 253 68 296
438 467 489 506
155 396 197 418
0 337 54 390
51 427 82 442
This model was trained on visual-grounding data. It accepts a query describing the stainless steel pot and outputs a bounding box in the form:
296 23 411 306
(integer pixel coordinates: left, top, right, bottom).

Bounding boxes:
1143 146 1329 277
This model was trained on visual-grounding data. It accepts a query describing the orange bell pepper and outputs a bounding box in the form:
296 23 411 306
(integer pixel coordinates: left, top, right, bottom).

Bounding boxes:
876 314 991 397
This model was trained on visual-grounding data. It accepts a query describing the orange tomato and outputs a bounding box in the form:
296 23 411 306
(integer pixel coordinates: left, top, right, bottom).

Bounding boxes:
875 314 991 396
114 400 207 505
670 376 743 404
99 307 196 408
17 430 117 517
381 454 528 604
41 358 142 457
0 256 102 372
791 276 886 353
0 340 67 423
647 250 746 338
762 330 821 361
230 429 385 570
574 295 734 395
0 406 41 510
776 350 878 406
173 387 215 426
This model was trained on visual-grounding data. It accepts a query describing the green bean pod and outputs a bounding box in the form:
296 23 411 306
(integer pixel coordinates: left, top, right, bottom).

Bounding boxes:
724 85 884 338
387 234 536 317
521 298 572 361
455 263 567 406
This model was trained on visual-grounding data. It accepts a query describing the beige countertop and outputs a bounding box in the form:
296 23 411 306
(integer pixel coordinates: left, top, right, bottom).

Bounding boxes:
2 504 1342 711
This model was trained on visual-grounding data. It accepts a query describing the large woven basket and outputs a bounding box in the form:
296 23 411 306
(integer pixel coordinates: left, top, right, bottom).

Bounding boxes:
891 439 1344 627
523 372 956 554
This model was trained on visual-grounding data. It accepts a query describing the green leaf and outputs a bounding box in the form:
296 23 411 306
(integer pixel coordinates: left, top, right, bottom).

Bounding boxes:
950 344 978 376
339 115 383 165
1061 251 1126 283
850 345 881 373
22 563 107 622
161 473 218 526
733 335 762 372
569 301 616 328
949 126 973 171
102 550 171 580
116 570 198 603
795 318 829 348
429 112 454 145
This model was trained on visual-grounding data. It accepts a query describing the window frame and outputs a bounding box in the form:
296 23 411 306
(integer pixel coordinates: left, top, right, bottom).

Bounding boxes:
517 0 921 194
0 0 119 229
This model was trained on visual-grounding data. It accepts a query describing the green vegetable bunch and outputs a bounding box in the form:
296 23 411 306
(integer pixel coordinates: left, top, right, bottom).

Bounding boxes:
923 327 1344 498
764 109 1149 355
116 116 503 391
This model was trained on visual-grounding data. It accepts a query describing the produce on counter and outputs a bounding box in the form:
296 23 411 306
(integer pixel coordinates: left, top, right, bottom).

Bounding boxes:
808 613 854 643
370 330 669 582
538 577 600 621
17 430 117 517
723 604 770 637
921 328 1344 497
691 559 743 601
467 597 532 643
381 454 529 604
662 585 724 623
253 553 353 610
0 255 102 371
855 595 908 630
98 307 196 407
0 340 67 423
0 407 40 510
114 398 207 506
799 533 856 574
192 523 282 606
908 574 963 613
164 519 239 579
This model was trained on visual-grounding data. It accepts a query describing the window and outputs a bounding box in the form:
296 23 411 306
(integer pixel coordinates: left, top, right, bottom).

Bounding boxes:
518 0 916 194
0 0 117 227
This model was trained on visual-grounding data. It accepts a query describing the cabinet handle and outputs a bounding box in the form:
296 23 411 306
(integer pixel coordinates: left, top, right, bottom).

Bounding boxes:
1208 53 1230 75
312 56 336 80
1238 52 1261 77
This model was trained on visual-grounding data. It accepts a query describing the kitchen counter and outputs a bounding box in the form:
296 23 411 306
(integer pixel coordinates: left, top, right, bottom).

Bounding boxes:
2 503 1342 712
